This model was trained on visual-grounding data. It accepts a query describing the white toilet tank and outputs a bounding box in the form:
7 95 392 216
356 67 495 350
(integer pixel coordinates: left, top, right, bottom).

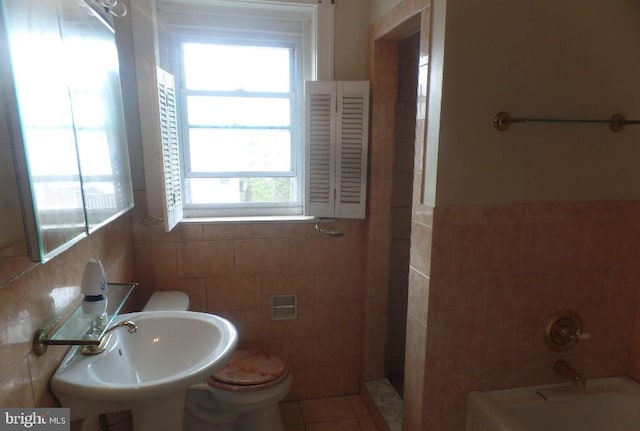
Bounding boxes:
143 291 189 311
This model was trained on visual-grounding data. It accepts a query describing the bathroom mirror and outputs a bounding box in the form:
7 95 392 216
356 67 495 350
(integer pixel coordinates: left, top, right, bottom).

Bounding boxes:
0 0 133 263
57 0 133 232
2 0 88 260
0 87 38 284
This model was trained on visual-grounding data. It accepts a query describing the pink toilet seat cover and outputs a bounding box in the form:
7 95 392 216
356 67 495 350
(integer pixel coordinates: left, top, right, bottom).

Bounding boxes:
208 350 288 391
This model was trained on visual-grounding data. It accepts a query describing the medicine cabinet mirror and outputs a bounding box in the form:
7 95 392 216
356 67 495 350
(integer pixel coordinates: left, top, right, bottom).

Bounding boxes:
0 0 133 269
0 87 36 284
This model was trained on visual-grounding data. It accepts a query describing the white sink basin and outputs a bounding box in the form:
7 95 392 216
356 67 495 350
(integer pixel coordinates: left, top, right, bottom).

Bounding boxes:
51 311 238 430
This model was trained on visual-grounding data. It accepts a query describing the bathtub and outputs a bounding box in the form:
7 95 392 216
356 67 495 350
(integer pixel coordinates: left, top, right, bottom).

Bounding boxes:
466 376 640 431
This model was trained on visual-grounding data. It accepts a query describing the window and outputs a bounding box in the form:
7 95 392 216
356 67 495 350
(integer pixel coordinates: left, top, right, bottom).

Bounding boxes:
156 0 328 219
179 40 302 216
136 1 368 229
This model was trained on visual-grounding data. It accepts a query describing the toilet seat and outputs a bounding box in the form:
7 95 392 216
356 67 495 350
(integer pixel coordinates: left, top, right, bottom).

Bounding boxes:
208 350 289 392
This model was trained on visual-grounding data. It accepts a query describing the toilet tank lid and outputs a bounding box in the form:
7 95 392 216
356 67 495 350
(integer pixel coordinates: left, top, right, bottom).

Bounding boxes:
143 291 189 311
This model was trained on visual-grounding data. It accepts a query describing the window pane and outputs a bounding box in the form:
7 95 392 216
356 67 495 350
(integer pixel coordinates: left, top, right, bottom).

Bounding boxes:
76 130 113 176
33 182 83 210
187 177 294 204
189 128 291 172
186 96 290 127
24 129 81 176
182 43 290 92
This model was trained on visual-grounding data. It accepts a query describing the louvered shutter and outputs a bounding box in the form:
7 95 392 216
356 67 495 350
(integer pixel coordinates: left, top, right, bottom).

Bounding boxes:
335 81 369 218
305 81 336 217
305 81 369 219
156 67 183 231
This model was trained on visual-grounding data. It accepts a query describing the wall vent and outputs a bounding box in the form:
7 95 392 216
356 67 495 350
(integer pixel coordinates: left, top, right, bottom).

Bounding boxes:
271 294 297 320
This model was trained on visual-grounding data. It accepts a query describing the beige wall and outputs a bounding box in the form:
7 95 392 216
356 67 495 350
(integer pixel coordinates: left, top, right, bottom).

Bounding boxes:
432 0 640 206
369 0 401 24
334 0 370 80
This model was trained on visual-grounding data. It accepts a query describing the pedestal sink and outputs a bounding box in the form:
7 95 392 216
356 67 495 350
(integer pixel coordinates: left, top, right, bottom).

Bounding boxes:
51 310 238 431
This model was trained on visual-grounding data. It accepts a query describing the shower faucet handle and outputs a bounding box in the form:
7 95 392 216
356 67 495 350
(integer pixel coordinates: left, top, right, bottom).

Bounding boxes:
577 332 591 340
543 310 589 352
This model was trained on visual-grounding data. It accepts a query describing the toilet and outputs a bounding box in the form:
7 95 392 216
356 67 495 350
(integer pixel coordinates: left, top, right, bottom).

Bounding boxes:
143 291 291 431
142 291 190 312
185 350 292 431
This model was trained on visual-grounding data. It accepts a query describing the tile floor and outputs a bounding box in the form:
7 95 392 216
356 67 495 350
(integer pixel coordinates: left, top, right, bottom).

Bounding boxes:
280 394 382 431
99 393 392 431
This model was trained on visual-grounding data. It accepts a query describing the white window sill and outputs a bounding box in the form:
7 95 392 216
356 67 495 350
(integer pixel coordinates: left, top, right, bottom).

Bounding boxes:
180 215 317 224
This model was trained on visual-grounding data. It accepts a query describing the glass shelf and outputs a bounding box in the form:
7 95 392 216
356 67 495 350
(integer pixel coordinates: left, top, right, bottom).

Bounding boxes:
50 282 136 342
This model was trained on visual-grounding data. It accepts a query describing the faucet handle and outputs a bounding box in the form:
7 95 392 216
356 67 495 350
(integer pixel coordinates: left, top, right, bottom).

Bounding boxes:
577 332 591 340
544 310 587 352
558 325 590 342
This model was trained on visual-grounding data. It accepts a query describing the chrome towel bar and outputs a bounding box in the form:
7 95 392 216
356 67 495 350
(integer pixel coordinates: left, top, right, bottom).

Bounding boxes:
493 111 640 133
315 219 344 237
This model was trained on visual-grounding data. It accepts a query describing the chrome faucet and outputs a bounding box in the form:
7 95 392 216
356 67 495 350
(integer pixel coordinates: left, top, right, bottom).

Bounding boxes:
553 359 585 391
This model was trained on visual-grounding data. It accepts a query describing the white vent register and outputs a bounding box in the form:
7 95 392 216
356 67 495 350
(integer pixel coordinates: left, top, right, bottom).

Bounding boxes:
271 295 297 320
305 81 370 219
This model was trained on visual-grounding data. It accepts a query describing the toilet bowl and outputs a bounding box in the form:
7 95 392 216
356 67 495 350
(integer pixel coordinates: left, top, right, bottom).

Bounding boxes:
143 291 291 431
185 350 291 431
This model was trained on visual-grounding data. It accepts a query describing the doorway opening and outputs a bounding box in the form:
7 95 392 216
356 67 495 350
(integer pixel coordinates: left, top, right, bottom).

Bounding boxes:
384 31 420 398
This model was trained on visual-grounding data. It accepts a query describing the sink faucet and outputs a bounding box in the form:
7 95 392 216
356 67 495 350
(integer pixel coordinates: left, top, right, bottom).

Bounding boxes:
103 320 138 336
81 320 138 355
33 318 138 356
553 359 585 391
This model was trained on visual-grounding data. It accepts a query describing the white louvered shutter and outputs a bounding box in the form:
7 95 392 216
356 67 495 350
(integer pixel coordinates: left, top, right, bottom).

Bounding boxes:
305 81 336 217
305 81 369 219
335 81 369 218
156 67 183 231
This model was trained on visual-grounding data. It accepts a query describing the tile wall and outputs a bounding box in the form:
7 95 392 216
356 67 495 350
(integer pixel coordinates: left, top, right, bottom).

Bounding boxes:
403 7 432 430
363 36 398 382
0 214 136 408
422 201 640 430
131 193 366 400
